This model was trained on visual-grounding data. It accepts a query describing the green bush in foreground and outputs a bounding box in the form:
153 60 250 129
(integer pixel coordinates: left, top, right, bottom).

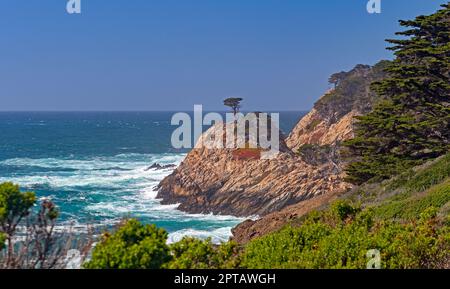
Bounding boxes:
165 237 217 269
85 219 242 269
84 219 171 269
164 237 241 269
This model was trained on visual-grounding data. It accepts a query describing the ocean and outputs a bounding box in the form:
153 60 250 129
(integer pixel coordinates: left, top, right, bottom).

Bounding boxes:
0 111 304 243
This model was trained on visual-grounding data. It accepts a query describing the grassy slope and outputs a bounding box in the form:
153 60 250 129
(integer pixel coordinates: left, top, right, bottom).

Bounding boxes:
347 153 450 220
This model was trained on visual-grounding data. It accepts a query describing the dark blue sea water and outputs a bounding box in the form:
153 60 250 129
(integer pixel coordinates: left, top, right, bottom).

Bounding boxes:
0 111 304 242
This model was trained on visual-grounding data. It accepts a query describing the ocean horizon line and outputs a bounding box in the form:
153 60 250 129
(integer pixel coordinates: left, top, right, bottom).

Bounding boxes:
0 109 310 113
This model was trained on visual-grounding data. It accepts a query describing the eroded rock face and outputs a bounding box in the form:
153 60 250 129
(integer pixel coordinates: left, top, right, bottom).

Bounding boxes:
156 105 355 217
157 133 350 216
285 107 357 152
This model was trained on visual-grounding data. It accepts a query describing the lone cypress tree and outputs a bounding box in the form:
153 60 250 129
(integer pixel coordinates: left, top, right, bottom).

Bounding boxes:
344 3 450 184
224 97 243 115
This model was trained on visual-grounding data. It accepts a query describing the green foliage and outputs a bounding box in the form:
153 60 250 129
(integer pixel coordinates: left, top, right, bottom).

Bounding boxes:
241 221 332 269
373 179 450 220
0 182 36 235
84 219 171 269
164 237 241 269
304 119 321 131
223 97 243 114
344 152 450 205
329 200 361 221
315 61 389 121
328 71 347 88
0 182 88 269
83 190 449 269
241 201 449 269
344 4 450 184
164 237 217 269
214 240 242 269
390 153 450 194
84 219 243 269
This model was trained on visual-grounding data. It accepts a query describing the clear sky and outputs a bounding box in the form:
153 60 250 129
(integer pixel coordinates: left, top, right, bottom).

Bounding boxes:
0 0 445 111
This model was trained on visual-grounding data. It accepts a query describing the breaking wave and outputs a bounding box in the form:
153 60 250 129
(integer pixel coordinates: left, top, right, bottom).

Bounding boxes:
0 153 243 244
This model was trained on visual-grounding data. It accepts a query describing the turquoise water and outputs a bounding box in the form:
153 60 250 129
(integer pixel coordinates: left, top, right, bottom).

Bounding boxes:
0 111 303 242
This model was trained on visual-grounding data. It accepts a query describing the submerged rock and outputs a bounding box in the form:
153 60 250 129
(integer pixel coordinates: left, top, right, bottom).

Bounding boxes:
145 163 177 171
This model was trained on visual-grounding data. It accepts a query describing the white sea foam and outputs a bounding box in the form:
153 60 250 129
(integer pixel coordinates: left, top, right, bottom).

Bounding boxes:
168 227 234 244
0 153 243 242
0 154 186 189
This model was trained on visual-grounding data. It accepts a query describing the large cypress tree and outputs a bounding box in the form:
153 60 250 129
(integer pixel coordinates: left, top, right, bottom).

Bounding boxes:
344 3 450 184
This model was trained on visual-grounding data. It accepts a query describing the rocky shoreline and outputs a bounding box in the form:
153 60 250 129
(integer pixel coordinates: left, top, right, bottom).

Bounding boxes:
157 146 349 217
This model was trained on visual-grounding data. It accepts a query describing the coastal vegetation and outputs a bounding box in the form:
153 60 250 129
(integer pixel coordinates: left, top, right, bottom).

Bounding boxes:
3 153 448 269
344 3 450 184
83 152 450 269
84 219 171 269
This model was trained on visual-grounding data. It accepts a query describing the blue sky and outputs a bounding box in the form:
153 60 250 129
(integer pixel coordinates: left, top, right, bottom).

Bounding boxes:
0 0 444 111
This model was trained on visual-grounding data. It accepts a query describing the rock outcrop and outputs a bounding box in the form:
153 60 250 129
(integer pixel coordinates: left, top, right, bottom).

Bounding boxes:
145 163 177 171
286 61 389 152
157 120 350 216
156 62 389 241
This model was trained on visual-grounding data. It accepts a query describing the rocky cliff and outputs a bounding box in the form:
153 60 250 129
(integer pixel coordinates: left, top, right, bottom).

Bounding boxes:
157 62 389 239
286 61 389 152
157 121 350 216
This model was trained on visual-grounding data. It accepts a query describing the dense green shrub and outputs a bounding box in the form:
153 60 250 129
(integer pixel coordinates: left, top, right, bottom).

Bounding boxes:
241 203 449 269
164 237 217 269
164 237 241 269
329 200 361 222
84 219 171 269
241 221 332 268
